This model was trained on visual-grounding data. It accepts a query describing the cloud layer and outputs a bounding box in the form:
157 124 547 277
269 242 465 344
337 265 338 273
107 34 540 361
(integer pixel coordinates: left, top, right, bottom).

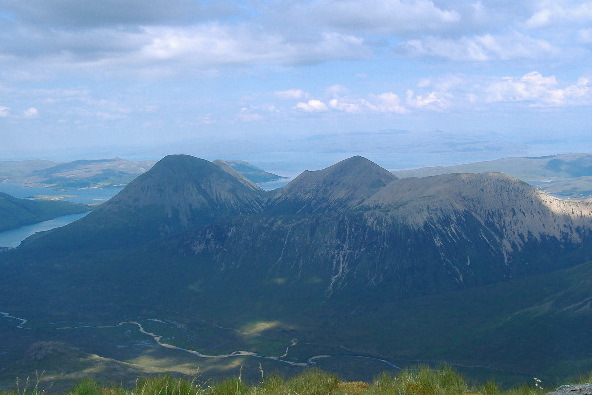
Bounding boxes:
0 0 591 161
1 0 590 69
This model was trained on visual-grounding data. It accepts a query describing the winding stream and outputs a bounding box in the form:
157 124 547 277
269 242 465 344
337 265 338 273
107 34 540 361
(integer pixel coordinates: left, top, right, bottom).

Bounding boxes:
0 311 28 329
0 311 400 370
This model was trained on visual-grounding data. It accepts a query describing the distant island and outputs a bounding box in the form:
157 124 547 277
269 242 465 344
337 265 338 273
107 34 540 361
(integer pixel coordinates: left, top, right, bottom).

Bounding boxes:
393 153 592 199
0 158 286 190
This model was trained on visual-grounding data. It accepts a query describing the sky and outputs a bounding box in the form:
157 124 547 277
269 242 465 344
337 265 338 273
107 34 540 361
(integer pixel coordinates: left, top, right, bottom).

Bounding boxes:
1 0 591 174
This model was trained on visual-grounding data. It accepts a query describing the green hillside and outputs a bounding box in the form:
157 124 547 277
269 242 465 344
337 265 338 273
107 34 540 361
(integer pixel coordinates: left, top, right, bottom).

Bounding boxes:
0 192 89 232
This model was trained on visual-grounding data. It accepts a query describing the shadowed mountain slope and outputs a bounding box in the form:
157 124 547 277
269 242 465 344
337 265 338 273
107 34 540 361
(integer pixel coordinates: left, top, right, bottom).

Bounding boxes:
18 155 266 250
268 156 397 214
181 171 592 298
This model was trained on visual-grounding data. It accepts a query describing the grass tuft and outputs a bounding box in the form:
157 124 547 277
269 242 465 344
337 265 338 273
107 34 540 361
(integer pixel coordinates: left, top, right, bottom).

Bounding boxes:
69 378 102 395
0 366 559 395
134 375 202 395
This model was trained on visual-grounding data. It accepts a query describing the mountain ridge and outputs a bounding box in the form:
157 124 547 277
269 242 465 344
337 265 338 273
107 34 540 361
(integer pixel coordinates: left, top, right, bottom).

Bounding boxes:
2 153 592 384
10 154 592 288
393 153 592 198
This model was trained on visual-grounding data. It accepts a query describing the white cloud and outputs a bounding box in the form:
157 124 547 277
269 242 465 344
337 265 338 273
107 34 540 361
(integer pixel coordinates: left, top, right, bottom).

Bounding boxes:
237 112 264 122
485 71 592 106
122 26 369 68
307 92 408 114
296 100 329 112
23 107 39 118
0 0 585 75
299 0 460 35
368 92 408 114
0 106 9 117
328 98 366 113
578 28 592 44
418 75 464 91
326 84 349 97
138 25 281 64
236 104 281 122
525 2 592 28
275 89 307 100
0 17 370 72
525 9 551 29
406 90 449 110
398 32 555 61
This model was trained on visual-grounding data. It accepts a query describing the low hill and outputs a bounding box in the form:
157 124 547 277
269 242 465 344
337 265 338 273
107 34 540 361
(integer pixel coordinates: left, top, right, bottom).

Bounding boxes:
0 192 89 232
214 159 288 184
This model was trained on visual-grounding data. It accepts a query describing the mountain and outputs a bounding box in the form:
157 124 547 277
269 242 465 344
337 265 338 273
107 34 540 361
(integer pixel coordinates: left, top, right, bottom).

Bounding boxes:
0 192 89 232
19 154 266 250
2 154 592 385
393 153 592 198
268 156 397 214
183 171 592 297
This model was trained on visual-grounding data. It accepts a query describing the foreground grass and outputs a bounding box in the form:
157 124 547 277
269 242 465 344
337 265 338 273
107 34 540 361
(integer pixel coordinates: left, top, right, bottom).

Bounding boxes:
1 366 550 395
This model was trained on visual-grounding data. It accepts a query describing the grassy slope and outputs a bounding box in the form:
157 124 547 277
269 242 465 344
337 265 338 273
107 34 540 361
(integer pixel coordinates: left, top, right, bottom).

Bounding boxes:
0 365 558 395
167 257 592 384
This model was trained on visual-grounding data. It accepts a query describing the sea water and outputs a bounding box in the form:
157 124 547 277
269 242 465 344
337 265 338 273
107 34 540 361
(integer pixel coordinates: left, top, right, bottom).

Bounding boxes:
0 212 90 248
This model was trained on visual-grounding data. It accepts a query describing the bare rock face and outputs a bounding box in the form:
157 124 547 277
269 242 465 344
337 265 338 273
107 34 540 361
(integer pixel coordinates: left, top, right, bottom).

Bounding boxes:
547 384 592 395
364 172 592 256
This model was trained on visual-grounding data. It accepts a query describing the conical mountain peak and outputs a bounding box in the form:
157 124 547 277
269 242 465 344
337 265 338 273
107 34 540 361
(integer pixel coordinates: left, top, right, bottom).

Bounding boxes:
32 155 267 249
101 154 265 222
269 156 397 213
